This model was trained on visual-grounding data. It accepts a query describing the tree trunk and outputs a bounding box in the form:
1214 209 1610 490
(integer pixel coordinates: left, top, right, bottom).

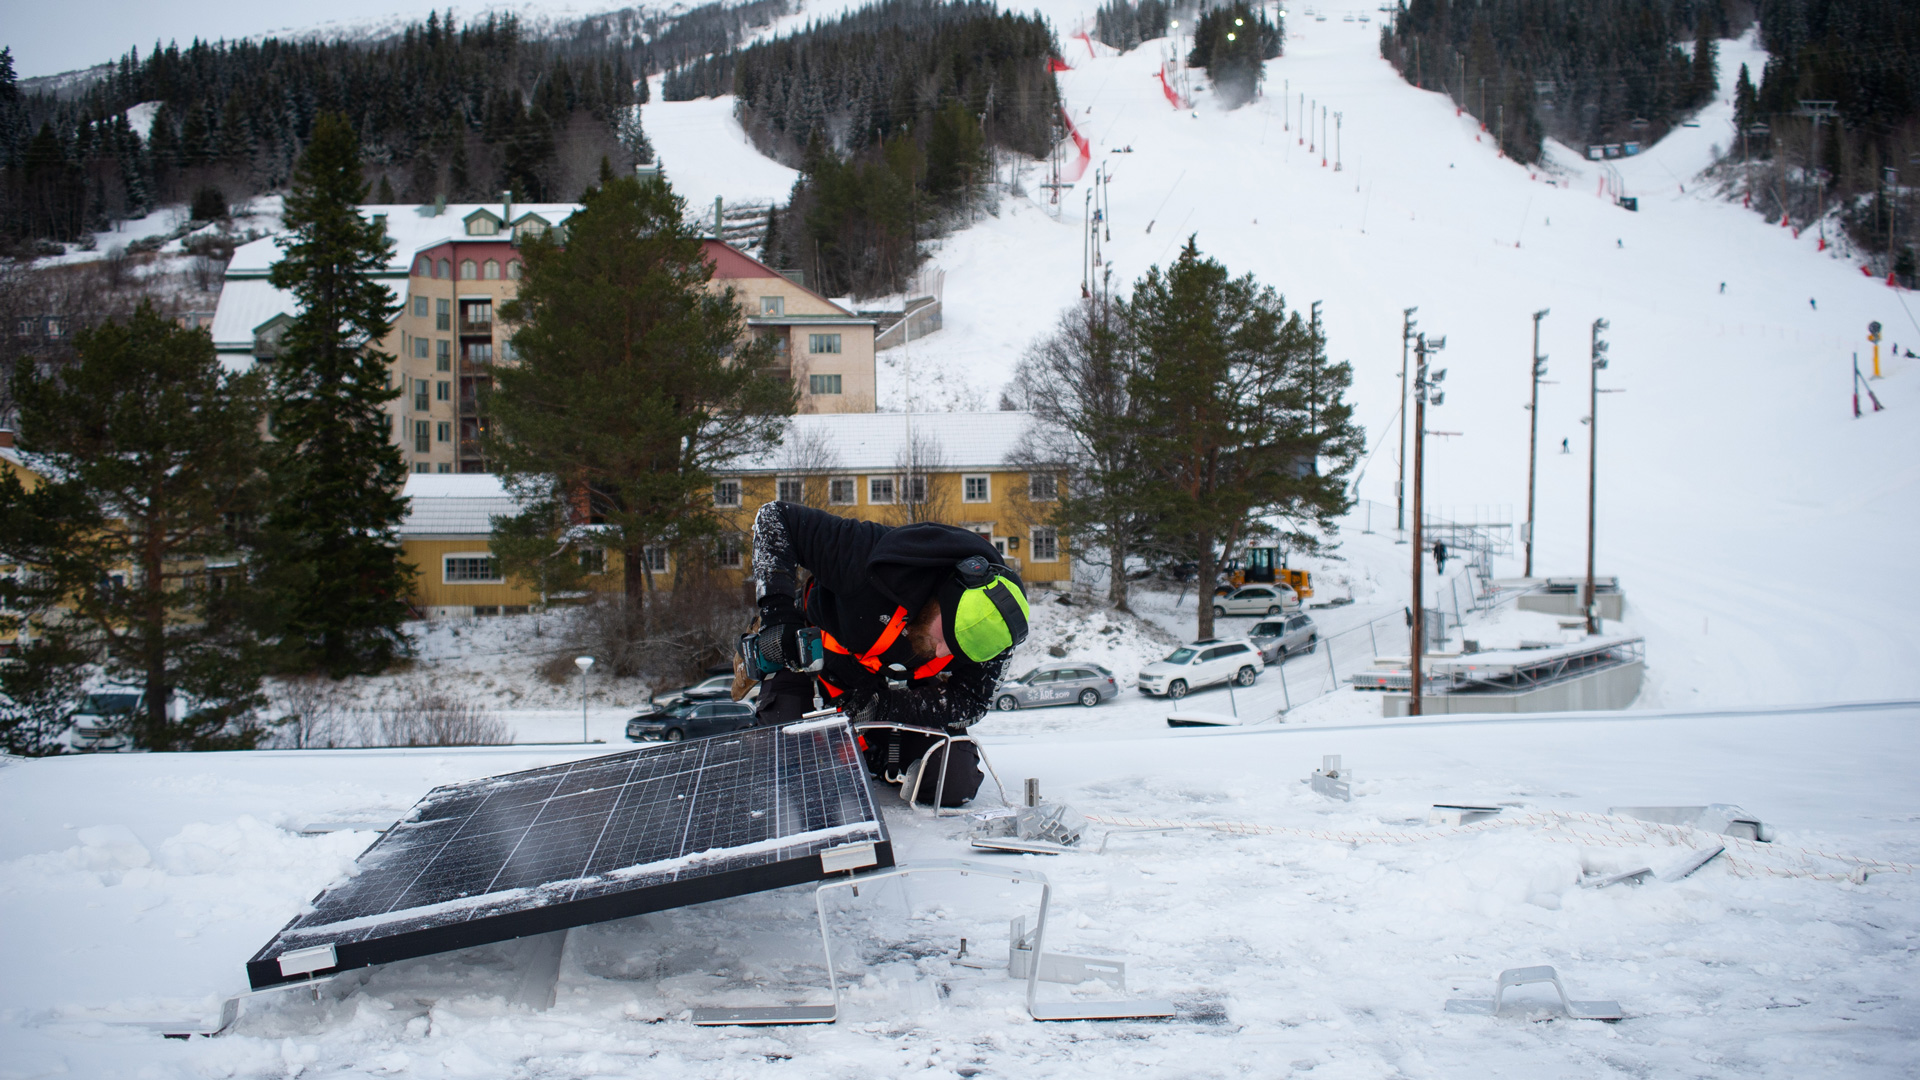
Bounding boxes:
1107 528 1130 613
1195 531 1216 641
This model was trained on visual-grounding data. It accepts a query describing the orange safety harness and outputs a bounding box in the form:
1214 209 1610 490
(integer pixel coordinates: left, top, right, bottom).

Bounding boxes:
815 602 955 699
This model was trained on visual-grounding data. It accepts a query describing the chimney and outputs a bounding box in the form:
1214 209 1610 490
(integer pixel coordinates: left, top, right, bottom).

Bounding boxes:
503 190 513 230
0 430 14 449
714 196 724 241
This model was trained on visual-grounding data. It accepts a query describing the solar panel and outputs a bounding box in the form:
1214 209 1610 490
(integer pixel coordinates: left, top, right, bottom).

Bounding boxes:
246 718 891 990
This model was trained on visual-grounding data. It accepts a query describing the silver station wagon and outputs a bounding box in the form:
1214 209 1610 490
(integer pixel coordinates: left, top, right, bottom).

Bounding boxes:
993 663 1120 710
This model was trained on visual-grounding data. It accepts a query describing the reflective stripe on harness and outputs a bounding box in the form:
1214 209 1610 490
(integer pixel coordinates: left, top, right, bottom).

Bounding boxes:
819 605 909 673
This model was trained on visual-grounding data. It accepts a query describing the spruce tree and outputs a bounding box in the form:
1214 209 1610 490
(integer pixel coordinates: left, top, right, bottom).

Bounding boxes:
263 112 413 677
7 303 271 749
485 173 793 639
1125 239 1361 642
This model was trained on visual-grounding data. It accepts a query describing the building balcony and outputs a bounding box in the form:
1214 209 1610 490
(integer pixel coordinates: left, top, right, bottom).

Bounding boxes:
458 320 494 336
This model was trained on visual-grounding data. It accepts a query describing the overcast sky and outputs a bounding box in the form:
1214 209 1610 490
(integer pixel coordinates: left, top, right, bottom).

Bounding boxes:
7 1 610 80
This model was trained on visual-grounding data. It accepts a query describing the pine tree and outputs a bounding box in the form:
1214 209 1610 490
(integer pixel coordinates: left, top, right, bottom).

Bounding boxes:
263 112 414 677
1124 239 1361 642
485 172 794 630
7 303 271 750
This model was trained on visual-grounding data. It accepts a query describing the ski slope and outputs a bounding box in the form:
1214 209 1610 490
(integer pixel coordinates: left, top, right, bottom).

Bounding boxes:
4 3 1919 1078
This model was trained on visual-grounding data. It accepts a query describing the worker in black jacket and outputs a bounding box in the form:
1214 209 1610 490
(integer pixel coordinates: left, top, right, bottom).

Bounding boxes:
745 501 1030 805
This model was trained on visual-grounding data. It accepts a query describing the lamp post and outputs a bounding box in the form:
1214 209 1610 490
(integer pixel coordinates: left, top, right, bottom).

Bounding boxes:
1409 332 1446 717
1583 320 1609 635
1524 308 1548 577
1333 111 1343 171
574 656 595 742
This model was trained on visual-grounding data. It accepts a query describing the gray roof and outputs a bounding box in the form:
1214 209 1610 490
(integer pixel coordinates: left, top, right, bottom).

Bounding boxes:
399 474 522 537
729 411 1045 473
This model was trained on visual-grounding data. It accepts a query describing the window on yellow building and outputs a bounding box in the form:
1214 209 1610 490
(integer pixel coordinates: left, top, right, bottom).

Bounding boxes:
1028 473 1059 501
717 534 743 568
578 547 606 574
868 477 895 504
829 478 856 505
713 479 741 507
444 555 502 582
963 475 990 502
1031 527 1059 562
777 478 804 503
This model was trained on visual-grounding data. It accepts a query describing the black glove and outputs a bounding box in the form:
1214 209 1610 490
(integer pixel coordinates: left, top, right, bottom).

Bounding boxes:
755 597 808 672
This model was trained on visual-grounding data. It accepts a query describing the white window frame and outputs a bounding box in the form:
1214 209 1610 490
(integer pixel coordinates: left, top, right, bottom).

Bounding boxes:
642 546 669 574
1030 526 1059 563
962 474 991 503
901 473 928 504
716 533 744 569
829 477 857 505
867 476 895 505
713 479 742 508
777 477 805 503
443 553 503 583
1028 472 1059 501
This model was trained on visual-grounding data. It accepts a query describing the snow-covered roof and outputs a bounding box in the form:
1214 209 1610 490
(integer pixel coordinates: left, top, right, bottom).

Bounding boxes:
224 203 583 277
209 277 298 357
399 473 522 537
730 411 1045 474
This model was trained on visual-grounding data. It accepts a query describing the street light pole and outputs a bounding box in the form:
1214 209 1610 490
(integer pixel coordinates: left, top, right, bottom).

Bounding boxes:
1333 110 1343 170
1525 308 1549 577
574 655 595 742
1584 319 1609 635
1396 307 1417 536
1409 332 1446 717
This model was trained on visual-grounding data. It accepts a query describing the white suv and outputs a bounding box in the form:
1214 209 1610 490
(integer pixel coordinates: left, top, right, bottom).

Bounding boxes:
1136 639 1265 699
1213 584 1300 617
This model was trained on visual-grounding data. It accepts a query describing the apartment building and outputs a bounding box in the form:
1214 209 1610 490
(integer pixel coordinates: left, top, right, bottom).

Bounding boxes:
212 201 878 475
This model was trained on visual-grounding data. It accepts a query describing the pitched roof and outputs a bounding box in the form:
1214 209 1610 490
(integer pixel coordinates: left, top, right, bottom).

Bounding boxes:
398 473 522 537
728 411 1045 474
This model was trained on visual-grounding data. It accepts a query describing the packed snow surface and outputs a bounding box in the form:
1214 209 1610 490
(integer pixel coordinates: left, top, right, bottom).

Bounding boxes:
7 0 1920 1076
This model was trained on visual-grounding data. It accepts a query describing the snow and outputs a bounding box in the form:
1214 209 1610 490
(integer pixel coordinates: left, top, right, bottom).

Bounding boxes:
644 76 804 212
6 1 1920 1075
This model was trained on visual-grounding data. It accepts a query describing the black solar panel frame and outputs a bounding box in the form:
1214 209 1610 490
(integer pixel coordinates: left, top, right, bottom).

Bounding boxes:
246 722 892 990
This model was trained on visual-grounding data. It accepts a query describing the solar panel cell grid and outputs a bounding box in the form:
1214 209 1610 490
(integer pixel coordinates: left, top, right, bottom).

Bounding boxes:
247 720 891 989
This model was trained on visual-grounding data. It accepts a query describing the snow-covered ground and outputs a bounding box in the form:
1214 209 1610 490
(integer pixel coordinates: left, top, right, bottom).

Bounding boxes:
7 1 1920 1076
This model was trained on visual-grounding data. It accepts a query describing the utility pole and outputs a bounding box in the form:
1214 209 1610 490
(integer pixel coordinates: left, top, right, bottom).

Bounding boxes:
1797 100 1838 248
1584 319 1609 635
1321 105 1329 167
1524 308 1548 577
1333 112 1344 171
1310 99 1317 153
1409 332 1447 716
1284 79 1290 131
1396 307 1417 537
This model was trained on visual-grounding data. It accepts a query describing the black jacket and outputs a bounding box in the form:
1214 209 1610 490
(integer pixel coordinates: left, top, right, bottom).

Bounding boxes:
752 501 1011 728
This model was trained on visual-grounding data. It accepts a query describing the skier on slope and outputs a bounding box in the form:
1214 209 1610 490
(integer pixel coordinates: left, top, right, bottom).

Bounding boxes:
741 501 1030 805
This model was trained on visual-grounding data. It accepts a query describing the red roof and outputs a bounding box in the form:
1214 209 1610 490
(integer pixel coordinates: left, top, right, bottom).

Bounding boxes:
701 239 850 315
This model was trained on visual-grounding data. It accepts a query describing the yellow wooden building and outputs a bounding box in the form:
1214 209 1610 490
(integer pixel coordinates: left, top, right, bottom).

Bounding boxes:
397 411 1068 616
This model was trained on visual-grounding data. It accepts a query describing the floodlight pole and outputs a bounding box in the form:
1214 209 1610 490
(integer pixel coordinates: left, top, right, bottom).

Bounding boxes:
575 656 595 742
1585 320 1609 635
1333 111 1343 171
1524 308 1548 577
1396 307 1417 536
1409 332 1445 716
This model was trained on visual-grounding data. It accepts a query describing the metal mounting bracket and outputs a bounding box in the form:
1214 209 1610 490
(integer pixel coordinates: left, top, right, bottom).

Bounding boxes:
691 859 1174 1025
1445 965 1623 1021
1309 755 1352 801
854 722 1013 817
